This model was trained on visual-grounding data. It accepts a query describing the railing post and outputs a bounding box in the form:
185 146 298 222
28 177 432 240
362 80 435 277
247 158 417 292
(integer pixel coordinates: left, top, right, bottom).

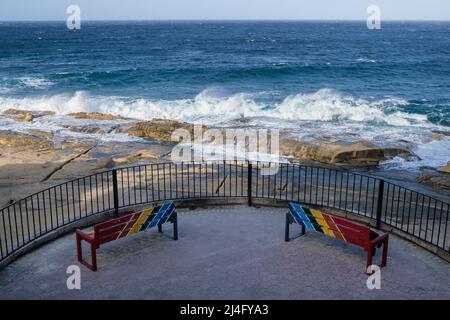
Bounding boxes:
112 169 119 217
247 162 252 206
376 179 385 229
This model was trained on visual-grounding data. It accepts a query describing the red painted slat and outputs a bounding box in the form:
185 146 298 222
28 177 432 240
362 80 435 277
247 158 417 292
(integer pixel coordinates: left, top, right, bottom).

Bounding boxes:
95 214 134 230
342 234 369 249
97 232 122 245
331 216 368 233
335 224 368 240
97 223 128 237
322 215 345 241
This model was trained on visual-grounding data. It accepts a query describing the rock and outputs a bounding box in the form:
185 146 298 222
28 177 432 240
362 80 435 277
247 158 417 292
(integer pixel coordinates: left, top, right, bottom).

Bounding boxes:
2 108 55 122
431 130 450 136
117 123 414 166
26 129 54 141
68 112 123 120
437 162 450 174
23 113 33 122
0 130 53 149
113 150 161 165
63 125 106 134
93 157 116 170
418 173 450 190
280 138 413 166
431 133 446 140
116 119 195 142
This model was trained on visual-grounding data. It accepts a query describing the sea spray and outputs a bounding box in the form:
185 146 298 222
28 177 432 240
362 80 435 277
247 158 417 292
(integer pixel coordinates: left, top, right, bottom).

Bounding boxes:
0 89 434 127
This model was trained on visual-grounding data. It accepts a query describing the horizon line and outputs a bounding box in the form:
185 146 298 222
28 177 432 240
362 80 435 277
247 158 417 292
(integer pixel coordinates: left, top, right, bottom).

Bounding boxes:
1 18 450 23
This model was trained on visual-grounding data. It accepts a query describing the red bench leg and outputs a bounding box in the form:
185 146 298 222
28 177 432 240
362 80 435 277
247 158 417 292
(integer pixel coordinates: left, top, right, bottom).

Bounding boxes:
380 235 389 268
76 231 98 272
76 232 83 263
366 233 389 273
90 242 97 272
172 211 178 241
366 246 374 273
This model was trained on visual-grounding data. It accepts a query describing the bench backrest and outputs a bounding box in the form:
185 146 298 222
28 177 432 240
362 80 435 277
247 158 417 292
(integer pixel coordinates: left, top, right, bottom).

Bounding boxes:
94 202 175 246
288 202 370 249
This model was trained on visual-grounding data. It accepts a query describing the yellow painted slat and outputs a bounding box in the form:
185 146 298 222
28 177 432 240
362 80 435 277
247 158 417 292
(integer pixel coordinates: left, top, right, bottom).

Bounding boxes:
311 209 335 238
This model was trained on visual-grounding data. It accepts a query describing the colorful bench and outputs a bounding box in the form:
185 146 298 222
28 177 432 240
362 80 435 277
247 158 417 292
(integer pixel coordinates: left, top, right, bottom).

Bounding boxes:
76 201 177 271
285 202 388 272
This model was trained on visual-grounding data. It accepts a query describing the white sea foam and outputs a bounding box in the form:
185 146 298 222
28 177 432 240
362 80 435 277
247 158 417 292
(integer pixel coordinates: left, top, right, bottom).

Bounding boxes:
356 58 377 63
0 89 434 127
0 108 142 144
0 86 13 94
17 77 54 89
381 137 450 170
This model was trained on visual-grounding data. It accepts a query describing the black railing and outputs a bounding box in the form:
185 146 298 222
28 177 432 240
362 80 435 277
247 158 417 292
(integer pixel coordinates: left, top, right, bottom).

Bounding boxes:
0 161 449 265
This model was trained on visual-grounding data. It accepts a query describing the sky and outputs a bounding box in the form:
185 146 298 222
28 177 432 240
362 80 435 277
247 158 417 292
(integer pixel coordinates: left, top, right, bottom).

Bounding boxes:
1 0 450 21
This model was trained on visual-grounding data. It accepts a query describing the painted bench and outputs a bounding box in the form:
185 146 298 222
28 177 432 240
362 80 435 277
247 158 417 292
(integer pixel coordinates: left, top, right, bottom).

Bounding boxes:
76 201 177 271
285 202 388 272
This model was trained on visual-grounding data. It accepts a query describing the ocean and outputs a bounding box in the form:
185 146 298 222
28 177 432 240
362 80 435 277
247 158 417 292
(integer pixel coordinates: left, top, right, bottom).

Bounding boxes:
0 21 449 169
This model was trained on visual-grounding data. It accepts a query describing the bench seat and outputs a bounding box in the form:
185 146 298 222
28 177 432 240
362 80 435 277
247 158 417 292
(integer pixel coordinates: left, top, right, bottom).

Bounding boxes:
76 201 177 271
285 202 388 273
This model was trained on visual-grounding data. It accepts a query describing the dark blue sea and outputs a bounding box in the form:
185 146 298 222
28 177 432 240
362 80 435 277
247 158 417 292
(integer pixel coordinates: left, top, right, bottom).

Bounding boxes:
0 21 449 169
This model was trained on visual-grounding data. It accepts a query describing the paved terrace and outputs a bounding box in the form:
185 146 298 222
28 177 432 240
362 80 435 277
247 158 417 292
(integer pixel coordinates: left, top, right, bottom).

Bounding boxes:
0 205 449 299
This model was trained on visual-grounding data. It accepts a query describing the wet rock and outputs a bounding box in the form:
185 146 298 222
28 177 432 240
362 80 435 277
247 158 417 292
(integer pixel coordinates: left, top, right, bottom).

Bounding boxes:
2 108 55 122
431 130 450 137
68 112 123 120
113 150 161 165
63 125 108 134
431 133 446 140
116 119 195 142
437 162 450 174
418 173 450 190
92 157 116 170
26 129 55 141
0 130 53 149
280 138 413 166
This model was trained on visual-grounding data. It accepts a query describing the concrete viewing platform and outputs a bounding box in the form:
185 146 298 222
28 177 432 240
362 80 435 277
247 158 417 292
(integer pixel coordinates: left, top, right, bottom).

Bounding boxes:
0 205 449 299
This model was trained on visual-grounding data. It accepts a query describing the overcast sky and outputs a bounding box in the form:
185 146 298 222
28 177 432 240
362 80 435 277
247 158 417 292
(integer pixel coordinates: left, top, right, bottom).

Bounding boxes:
1 0 450 21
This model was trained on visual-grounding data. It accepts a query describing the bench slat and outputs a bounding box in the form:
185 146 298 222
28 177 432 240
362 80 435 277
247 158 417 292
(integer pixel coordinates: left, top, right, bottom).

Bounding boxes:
286 202 389 272
288 203 370 249
302 207 325 234
95 214 134 231
321 213 346 241
97 222 129 238
302 207 367 237
331 215 369 233
117 213 142 238
76 201 177 271
310 209 335 237
92 202 174 245
289 203 315 231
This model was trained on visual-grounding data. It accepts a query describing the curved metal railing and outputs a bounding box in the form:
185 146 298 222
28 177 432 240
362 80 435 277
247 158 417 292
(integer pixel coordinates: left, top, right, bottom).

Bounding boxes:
0 161 449 265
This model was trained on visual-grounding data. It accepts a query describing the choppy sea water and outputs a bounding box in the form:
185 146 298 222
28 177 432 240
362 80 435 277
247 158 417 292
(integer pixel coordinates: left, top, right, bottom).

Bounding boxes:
0 21 449 169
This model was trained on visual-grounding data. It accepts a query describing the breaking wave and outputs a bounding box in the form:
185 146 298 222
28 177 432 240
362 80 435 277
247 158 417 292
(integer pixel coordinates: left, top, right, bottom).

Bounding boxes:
0 88 441 128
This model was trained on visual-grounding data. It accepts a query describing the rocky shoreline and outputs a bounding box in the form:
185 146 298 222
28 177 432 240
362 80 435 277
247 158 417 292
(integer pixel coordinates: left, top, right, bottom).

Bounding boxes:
0 109 449 207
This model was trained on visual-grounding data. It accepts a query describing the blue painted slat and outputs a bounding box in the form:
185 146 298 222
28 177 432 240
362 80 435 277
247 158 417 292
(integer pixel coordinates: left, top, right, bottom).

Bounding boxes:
289 202 314 231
